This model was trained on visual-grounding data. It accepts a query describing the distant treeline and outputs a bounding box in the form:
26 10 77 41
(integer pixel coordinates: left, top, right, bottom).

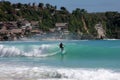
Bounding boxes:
0 1 120 38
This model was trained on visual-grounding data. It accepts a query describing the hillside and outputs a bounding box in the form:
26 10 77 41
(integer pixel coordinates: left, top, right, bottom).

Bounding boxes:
0 1 120 39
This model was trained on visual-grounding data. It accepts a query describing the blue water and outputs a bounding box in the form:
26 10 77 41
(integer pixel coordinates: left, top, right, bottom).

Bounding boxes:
0 40 120 80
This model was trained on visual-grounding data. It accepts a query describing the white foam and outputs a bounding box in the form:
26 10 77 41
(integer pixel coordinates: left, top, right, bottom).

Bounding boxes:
0 65 120 80
0 44 59 57
0 45 22 57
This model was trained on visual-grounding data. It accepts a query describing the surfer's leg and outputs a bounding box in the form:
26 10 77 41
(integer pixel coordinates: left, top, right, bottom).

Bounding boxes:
61 48 63 52
61 53 64 61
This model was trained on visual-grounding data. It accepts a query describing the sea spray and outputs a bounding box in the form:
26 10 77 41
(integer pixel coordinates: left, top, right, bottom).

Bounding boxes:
0 44 60 57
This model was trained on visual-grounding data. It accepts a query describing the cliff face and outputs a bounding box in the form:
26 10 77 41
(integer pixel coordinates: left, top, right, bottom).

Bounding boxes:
95 23 106 39
81 16 89 34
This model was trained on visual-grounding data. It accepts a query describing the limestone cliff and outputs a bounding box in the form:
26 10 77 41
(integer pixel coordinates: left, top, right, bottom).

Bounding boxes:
95 23 106 39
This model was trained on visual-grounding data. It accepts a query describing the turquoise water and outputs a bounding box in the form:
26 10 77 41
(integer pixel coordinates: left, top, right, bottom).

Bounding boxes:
0 40 120 80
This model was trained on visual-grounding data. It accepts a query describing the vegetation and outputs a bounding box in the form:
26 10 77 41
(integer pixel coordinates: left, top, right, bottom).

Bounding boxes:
0 1 120 38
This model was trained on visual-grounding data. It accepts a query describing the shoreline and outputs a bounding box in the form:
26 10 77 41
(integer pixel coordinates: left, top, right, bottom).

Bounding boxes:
0 38 119 42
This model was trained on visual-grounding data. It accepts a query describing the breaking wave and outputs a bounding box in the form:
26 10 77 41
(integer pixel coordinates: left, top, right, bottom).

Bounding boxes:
0 44 60 57
0 65 120 80
0 40 120 60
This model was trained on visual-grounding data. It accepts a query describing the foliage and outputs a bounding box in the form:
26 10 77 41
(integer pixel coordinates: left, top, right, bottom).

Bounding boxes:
0 1 120 38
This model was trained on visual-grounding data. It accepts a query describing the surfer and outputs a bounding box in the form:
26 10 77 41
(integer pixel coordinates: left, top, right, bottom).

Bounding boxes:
59 43 66 61
59 42 64 52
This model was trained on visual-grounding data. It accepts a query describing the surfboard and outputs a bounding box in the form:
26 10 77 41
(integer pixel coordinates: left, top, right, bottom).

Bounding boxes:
61 50 66 54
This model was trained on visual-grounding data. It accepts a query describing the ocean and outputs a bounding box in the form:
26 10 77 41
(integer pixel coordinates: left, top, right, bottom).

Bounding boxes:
0 40 120 80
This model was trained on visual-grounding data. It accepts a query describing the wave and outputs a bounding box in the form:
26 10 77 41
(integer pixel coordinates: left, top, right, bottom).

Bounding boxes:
0 40 120 60
0 65 120 80
0 45 22 57
0 44 60 57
